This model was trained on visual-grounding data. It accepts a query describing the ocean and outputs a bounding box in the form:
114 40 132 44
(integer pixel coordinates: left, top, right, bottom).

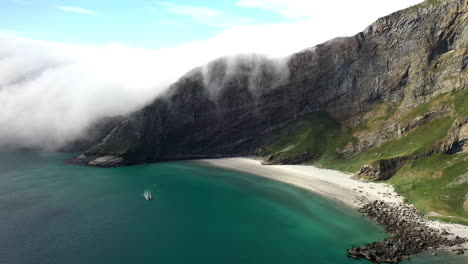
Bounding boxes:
0 151 464 264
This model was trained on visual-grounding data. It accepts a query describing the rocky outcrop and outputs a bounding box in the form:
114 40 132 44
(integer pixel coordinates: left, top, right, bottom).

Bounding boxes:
356 156 413 181
356 116 468 181
437 117 468 154
71 0 468 167
348 201 467 263
70 154 125 167
399 110 453 136
262 153 316 165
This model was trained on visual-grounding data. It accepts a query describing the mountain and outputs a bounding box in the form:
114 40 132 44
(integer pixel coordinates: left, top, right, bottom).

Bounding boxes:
70 0 467 221
59 116 124 152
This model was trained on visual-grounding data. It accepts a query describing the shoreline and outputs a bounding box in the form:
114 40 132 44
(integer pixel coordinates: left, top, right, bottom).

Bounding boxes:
198 157 468 257
199 157 403 209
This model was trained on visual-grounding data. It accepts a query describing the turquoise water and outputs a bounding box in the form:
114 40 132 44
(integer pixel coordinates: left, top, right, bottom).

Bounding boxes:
0 152 465 264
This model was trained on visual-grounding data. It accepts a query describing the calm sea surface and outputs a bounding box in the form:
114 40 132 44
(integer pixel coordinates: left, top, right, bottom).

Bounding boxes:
0 151 464 264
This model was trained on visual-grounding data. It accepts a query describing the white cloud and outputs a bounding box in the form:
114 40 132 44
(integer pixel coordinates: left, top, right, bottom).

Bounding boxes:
56 6 96 15
0 24 317 150
151 2 262 28
232 0 424 46
0 29 26 38
0 0 425 150
159 2 223 18
235 0 423 23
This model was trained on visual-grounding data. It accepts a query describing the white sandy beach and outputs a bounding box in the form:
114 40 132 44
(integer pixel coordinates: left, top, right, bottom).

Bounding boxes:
199 157 468 247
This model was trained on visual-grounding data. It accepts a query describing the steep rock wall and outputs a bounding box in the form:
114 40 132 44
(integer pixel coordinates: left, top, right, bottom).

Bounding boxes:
71 0 468 167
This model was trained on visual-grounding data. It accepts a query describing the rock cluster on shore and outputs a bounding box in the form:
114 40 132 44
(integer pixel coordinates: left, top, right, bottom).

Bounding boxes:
347 200 467 263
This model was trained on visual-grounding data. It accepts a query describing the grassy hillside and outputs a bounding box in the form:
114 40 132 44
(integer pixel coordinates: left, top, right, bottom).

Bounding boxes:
327 117 454 172
388 153 468 225
262 89 468 224
262 111 353 164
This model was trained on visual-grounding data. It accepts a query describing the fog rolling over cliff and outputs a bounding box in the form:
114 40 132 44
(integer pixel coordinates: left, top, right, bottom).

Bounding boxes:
0 39 174 150
0 0 428 151
200 54 290 99
69 0 467 167
0 37 295 151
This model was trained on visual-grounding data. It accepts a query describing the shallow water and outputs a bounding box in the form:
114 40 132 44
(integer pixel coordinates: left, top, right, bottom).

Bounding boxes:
0 151 465 264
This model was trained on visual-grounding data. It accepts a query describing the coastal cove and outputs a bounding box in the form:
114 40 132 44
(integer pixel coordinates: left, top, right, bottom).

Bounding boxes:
201 158 468 261
0 151 466 264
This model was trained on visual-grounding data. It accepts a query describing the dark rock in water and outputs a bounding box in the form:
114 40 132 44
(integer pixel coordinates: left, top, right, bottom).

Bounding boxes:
348 201 467 263
68 0 468 167
67 154 125 167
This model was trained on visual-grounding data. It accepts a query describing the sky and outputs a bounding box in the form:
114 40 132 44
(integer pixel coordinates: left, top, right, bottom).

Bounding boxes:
0 0 424 150
2 0 423 50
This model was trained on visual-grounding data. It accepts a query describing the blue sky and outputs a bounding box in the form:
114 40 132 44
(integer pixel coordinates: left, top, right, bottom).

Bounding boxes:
1 0 422 49
1 0 288 49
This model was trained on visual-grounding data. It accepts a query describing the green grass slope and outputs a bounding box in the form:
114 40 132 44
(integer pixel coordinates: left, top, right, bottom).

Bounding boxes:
388 153 468 224
262 111 353 164
261 89 468 224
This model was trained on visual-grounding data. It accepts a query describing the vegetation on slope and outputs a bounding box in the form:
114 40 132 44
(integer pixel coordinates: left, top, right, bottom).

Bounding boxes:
453 89 468 116
262 89 468 224
388 153 468 224
329 117 454 172
262 111 353 164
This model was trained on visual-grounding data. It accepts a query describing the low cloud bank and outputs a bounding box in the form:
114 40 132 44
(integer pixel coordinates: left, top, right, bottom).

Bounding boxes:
0 39 176 150
0 0 423 150
0 24 328 151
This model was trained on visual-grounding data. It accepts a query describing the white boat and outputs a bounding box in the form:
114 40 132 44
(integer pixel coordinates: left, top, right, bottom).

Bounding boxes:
144 189 153 200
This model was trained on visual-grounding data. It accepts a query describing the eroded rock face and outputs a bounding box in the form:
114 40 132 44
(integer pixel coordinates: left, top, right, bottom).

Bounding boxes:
70 154 124 167
357 115 468 180
356 156 413 181
399 110 453 136
262 153 316 165
439 117 468 154
59 116 124 152
71 0 468 167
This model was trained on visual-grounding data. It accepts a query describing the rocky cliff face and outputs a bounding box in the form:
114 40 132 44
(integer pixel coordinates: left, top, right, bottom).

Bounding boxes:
71 0 467 167
59 116 124 152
